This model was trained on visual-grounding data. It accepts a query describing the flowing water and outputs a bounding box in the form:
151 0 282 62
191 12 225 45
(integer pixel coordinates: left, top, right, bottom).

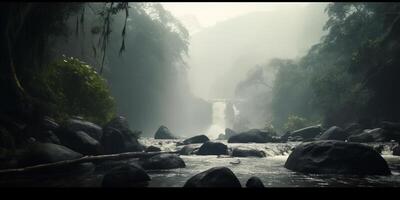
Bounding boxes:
206 101 227 139
2 100 400 187
141 139 400 187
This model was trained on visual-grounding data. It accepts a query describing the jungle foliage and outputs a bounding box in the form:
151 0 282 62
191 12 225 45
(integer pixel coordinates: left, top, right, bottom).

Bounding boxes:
270 2 400 130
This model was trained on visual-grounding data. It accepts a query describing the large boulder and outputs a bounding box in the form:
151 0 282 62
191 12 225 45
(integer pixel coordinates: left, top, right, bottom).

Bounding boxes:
102 163 150 187
317 126 349 141
184 167 241 188
284 140 391 175
145 146 161 152
344 123 363 136
101 127 144 154
154 126 178 139
347 128 400 142
228 129 273 143
225 128 238 138
139 153 185 170
17 143 83 167
381 121 400 131
182 135 209 145
197 141 228 155
216 134 226 140
393 145 400 156
61 119 103 141
102 116 144 154
179 145 200 155
40 117 60 131
36 130 61 145
55 128 102 155
246 176 265 188
231 147 266 157
289 125 322 141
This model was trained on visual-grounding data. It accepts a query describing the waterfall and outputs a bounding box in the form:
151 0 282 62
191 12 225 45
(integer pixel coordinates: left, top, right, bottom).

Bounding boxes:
206 101 226 139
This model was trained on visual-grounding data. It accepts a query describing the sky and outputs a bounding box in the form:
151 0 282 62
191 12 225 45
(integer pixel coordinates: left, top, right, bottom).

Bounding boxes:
161 2 312 28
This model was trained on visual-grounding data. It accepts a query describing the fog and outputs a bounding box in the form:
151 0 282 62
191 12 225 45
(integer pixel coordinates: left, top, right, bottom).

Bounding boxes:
163 3 328 100
50 3 330 137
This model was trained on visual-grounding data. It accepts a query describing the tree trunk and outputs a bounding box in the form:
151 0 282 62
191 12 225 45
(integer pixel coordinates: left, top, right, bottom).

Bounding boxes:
0 151 179 176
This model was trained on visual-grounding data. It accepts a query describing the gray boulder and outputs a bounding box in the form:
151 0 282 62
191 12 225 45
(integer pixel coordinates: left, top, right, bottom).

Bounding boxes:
347 128 400 142
102 127 144 154
55 129 102 155
139 153 185 170
393 145 400 156
317 126 349 141
102 163 150 187
184 167 241 188
225 128 238 138
182 135 209 145
179 145 200 155
197 141 228 155
231 147 266 157
154 126 178 139
284 140 391 175
61 119 103 141
18 143 82 167
246 176 265 188
381 121 400 131
289 125 322 141
145 146 161 152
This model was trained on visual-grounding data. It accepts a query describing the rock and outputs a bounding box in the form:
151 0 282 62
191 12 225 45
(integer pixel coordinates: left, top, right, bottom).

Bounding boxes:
280 131 291 142
183 135 209 145
61 119 103 141
231 147 266 157
184 167 241 188
37 130 61 145
373 144 385 154
103 116 141 139
225 128 238 138
290 125 322 140
154 125 178 139
17 143 83 167
344 123 363 135
216 134 226 140
381 121 400 131
228 129 273 143
104 116 130 132
0 126 15 149
58 130 102 155
41 117 60 131
197 141 228 155
393 145 400 156
179 145 200 155
102 163 150 187
139 153 185 170
284 140 391 175
102 127 144 154
102 116 144 154
347 128 400 142
95 160 130 172
317 126 349 141
246 177 265 188
145 146 161 152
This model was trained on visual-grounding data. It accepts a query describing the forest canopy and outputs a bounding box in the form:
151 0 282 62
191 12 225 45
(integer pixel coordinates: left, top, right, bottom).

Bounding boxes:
263 2 400 131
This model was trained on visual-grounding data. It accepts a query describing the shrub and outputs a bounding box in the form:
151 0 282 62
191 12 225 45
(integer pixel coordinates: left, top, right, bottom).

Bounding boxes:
37 56 115 125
